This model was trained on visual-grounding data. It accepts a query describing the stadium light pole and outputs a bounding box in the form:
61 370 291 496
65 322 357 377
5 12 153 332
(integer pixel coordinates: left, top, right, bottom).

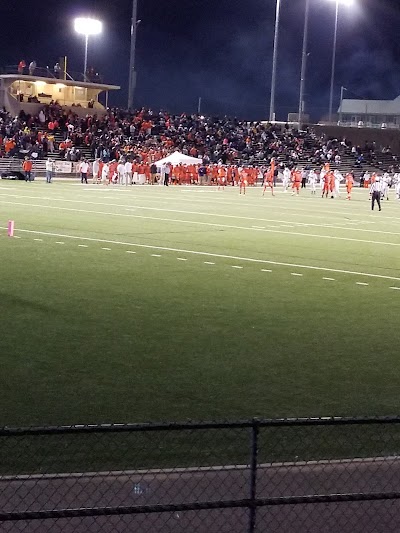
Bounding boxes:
269 0 281 122
327 0 353 123
298 0 310 131
128 0 141 110
74 18 102 81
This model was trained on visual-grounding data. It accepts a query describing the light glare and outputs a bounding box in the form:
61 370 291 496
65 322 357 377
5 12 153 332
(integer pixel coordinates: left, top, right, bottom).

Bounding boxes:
327 0 354 5
74 18 102 36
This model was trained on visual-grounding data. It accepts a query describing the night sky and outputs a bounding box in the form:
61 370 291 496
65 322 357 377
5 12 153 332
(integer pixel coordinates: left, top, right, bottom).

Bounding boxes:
1 0 400 120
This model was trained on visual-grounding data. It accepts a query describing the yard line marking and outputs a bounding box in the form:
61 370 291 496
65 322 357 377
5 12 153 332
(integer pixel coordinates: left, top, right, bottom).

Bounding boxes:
3 227 400 282
261 269 272 272
13 236 21 239
55 242 65 245
151 254 161 257
390 287 400 290
232 266 243 269
8 189 400 224
356 282 369 286
4 194 400 235
2 200 400 247
102 247 111 251
177 258 187 261
204 262 215 265
323 277 335 281
291 273 303 277
126 251 136 254
34 238 43 242
78 244 88 248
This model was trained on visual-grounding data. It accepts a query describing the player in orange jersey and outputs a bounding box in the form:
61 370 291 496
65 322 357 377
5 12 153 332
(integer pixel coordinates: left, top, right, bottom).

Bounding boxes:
217 166 227 190
262 169 275 196
322 171 332 198
345 172 354 200
291 168 302 195
239 169 247 195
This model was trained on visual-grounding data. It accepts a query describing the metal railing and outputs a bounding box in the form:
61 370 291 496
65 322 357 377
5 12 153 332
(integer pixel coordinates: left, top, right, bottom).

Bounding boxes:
1 417 400 532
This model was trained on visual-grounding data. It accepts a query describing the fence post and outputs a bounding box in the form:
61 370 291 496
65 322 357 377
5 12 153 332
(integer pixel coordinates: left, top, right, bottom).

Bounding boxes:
249 418 260 533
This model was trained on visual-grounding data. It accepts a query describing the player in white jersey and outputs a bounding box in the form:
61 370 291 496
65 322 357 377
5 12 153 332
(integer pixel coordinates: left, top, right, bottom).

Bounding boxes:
124 160 133 185
334 170 343 198
117 162 125 185
319 169 326 192
394 173 400 200
282 167 291 192
101 163 109 185
381 172 391 200
308 170 317 194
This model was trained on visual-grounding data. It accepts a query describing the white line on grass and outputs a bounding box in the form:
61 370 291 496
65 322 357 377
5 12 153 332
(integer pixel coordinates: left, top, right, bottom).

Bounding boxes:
356 282 369 286
126 251 136 254
151 254 161 257
3 227 400 282
55 242 65 245
33 238 43 242
177 258 187 261
261 269 272 272
102 248 111 251
78 244 88 248
291 273 303 277
204 262 215 265
13 236 21 239
390 287 400 290
2 200 400 247
232 266 243 269
323 277 335 281
4 195 400 236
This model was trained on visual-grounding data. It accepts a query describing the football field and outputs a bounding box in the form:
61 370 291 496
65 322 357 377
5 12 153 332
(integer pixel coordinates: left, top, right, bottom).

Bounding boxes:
1 180 400 428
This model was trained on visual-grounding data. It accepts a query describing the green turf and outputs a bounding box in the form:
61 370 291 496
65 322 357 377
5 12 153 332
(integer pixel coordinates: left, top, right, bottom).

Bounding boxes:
1 181 400 434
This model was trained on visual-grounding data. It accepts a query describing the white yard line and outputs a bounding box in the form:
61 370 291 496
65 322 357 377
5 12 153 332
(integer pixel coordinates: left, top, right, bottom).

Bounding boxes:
356 282 369 286
78 244 88 248
323 277 336 281
4 193 400 234
204 262 215 265
261 269 272 272
1 200 400 247
2 226 399 282
101 247 111 251
390 287 400 290
291 273 303 277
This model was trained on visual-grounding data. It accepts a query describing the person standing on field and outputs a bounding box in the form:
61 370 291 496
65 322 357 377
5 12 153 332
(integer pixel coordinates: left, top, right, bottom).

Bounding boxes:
92 158 100 184
45 158 55 183
79 159 89 184
22 157 33 182
370 177 382 211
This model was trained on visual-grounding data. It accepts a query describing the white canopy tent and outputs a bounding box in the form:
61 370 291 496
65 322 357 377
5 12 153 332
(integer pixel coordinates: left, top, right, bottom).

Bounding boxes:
155 151 203 167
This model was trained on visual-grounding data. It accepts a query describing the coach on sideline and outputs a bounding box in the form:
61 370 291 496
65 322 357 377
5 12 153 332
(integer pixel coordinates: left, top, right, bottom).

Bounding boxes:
370 177 382 212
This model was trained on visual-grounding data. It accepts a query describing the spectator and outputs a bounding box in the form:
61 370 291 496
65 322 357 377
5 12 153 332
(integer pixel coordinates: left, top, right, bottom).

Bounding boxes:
18 60 26 74
29 61 37 76
54 62 62 79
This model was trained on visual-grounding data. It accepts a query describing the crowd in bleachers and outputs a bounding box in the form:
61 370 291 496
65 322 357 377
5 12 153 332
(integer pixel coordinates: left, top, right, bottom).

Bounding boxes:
1 105 400 175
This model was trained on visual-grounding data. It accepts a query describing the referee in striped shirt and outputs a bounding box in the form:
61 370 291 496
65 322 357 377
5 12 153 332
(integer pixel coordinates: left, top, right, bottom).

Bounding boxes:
370 177 382 211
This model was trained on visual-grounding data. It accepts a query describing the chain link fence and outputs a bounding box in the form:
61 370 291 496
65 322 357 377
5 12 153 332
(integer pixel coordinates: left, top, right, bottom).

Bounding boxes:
1 417 400 532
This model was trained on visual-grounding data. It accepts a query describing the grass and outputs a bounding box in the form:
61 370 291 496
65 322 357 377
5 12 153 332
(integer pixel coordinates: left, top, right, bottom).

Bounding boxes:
1 181 400 471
